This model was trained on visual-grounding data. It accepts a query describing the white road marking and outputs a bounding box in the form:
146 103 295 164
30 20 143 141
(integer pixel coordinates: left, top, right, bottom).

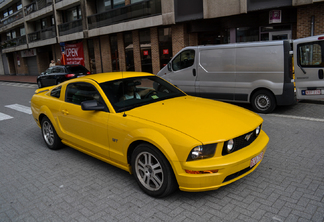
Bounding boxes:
5 104 32 114
0 112 13 121
264 114 324 122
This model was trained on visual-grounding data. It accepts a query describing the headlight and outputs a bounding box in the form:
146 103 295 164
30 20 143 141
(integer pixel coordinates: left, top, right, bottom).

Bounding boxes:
187 144 217 161
226 139 234 153
255 125 261 135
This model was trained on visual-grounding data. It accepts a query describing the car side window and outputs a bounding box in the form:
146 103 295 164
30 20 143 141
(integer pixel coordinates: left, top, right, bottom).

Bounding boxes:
172 50 195 71
45 68 53 74
50 86 61 98
65 82 102 106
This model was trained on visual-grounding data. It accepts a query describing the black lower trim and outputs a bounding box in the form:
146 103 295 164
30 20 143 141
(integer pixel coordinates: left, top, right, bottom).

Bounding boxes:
223 165 255 183
275 82 297 106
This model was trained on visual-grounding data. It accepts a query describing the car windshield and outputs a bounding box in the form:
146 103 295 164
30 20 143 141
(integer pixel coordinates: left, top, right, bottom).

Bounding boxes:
99 76 186 112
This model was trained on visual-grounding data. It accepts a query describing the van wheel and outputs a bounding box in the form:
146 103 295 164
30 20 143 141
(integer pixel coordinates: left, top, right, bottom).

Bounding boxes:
251 90 276 113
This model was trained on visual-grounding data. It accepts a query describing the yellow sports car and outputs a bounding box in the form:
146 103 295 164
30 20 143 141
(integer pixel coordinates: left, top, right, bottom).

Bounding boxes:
31 72 269 197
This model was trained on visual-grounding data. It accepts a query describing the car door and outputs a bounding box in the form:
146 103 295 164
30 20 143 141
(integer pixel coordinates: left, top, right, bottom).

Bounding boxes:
41 68 54 86
58 82 110 158
165 49 198 95
294 36 324 100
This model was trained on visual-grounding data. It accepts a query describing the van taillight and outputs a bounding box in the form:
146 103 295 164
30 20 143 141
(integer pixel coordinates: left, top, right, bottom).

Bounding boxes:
65 74 75 78
289 56 294 80
318 36 324 40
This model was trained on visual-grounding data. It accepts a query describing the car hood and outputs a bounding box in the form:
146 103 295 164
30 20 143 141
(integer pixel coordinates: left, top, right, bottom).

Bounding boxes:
126 96 263 144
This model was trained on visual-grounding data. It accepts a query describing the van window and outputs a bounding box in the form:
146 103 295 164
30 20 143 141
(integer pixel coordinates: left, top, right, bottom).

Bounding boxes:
298 42 324 67
172 50 195 71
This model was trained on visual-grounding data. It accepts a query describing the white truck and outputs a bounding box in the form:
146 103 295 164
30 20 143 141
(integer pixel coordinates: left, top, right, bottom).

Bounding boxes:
157 34 324 113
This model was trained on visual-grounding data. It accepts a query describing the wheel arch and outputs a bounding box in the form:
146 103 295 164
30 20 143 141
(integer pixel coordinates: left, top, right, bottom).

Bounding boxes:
250 87 277 104
125 129 183 177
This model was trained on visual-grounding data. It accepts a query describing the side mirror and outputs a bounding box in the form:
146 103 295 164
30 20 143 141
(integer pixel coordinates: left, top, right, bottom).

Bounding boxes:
81 100 105 111
167 63 172 71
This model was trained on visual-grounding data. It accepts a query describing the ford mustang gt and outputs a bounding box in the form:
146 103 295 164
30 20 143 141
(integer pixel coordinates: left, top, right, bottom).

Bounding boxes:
31 72 269 197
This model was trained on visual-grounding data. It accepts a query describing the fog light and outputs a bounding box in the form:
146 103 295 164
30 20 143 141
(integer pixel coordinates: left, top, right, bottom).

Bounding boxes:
185 169 218 174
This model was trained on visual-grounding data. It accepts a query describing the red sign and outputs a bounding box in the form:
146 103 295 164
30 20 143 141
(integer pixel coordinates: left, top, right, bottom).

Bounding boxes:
163 49 169 55
143 50 149 56
65 42 85 66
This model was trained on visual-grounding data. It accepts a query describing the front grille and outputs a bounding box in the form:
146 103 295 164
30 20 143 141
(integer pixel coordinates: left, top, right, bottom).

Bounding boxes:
223 165 255 183
222 126 261 156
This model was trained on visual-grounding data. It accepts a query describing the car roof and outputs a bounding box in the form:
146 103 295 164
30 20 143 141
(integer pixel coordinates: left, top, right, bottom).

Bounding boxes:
82 72 155 83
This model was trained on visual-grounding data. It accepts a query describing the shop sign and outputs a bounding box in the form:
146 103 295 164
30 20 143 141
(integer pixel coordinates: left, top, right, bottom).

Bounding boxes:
269 10 281 24
163 49 169 55
21 49 36 57
65 42 85 66
143 50 149 56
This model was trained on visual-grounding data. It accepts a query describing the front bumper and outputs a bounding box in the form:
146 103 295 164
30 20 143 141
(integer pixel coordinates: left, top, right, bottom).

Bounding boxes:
175 130 269 192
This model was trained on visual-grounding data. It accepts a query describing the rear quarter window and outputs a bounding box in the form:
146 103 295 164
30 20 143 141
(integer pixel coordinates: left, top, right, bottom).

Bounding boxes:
50 86 62 98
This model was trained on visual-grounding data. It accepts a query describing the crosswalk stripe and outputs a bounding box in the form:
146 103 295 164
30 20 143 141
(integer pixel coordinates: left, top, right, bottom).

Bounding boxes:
0 112 13 121
5 104 32 114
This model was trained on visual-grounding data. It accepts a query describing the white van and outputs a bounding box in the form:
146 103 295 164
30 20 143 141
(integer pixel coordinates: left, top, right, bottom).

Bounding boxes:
157 35 324 113
293 35 324 100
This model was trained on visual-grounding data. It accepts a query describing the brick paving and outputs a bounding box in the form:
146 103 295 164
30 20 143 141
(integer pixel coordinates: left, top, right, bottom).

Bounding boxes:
0 79 324 222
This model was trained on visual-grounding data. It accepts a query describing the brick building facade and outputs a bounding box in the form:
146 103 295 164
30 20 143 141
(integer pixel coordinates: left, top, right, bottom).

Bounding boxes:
0 0 323 76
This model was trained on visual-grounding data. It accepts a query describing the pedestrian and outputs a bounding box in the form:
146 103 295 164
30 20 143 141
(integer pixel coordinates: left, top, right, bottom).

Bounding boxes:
49 60 55 67
56 59 62 65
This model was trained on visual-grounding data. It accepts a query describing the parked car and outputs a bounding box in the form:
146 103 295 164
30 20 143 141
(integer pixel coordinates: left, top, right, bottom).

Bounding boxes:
31 72 269 197
37 64 90 88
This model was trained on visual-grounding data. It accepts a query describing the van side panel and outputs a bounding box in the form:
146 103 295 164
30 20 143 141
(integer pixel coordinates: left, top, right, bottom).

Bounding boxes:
197 46 236 100
235 44 284 102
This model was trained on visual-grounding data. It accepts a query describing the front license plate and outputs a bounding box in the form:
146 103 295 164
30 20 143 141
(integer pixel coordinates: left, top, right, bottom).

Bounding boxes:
250 152 263 168
302 90 321 95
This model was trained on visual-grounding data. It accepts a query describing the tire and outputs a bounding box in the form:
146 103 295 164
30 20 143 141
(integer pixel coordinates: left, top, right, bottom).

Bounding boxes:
37 80 42 88
251 90 276 114
41 116 63 150
131 143 178 197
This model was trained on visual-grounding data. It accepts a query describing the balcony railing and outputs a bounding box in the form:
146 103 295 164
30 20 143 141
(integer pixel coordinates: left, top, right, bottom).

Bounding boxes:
0 10 23 28
58 19 82 36
24 0 53 16
1 36 27 49
28 26 56 42
88 0 161 30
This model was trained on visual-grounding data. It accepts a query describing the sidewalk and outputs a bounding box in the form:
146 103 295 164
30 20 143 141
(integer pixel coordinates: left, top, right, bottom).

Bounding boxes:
0 75 37 84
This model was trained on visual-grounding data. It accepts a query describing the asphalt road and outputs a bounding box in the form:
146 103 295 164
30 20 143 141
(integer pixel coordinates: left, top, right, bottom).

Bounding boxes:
0 82 323 222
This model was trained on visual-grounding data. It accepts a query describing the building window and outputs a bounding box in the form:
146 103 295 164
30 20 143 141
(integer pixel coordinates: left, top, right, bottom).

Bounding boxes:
131 0 144 3
17 2 22 11
158 27 172 69
110 34 119 71
114 0 125 8
20 27 25 36
124 32 134 71
64 6 82 22
236 27 259 43
139 29 152 73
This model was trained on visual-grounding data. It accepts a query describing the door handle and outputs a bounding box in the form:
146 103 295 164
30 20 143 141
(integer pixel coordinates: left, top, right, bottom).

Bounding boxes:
61 110 69 115
319 69 323 79
193 68 196 76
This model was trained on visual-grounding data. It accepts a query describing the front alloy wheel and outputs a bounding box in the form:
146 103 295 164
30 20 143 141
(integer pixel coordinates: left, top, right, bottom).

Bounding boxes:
131 143 177 197
41 116 63 150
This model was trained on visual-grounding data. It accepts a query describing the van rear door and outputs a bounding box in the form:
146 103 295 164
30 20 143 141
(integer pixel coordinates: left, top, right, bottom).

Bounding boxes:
294 35 324 100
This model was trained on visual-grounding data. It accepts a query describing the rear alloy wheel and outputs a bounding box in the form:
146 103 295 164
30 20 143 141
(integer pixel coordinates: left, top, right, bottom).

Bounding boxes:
251 90 276 113
41 116 63 150
131 143 177 197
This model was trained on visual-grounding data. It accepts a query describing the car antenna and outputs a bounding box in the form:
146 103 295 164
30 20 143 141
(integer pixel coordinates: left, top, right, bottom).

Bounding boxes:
122 71 127 117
